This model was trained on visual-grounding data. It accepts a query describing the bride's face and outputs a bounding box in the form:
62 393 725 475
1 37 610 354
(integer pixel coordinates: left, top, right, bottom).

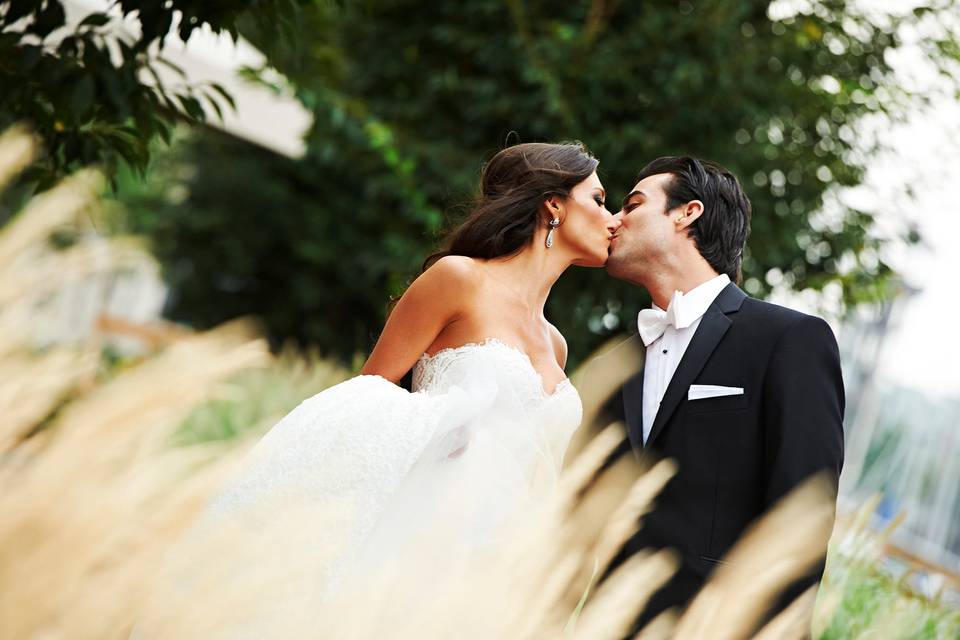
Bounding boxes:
558 171 621 267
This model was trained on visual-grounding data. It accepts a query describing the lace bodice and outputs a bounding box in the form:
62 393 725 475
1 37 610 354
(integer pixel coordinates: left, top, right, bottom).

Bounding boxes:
411 338 582 495
412 338 579 414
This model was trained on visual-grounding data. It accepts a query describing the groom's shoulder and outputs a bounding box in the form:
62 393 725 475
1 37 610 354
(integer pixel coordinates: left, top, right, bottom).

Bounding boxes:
738 295 836 343
739 296 807 323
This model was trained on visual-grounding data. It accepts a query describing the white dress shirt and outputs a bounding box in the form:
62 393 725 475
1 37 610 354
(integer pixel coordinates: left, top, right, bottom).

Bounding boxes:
641 274 731 444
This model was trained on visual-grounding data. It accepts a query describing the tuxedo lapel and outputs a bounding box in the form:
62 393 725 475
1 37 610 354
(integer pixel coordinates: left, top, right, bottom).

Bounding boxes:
644 283 747 449
623 364 645 451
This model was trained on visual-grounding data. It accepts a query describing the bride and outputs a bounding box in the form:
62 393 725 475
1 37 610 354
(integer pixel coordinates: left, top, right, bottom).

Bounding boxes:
183 141 620 619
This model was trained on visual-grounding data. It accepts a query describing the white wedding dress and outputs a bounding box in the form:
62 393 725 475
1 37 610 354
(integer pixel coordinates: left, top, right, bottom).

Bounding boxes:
198 338 583 603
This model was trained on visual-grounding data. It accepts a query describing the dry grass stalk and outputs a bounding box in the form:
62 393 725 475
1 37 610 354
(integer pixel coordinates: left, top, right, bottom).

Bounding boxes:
591 458 677 573
0 131 275 637
571 550 678 640
0 235 153 308
567 334 643 457
752 586 819 640
0 346 99 453
633 609 679 640
0 168 102 275
0 328 269 639
672 475 837 639
0 124 36 191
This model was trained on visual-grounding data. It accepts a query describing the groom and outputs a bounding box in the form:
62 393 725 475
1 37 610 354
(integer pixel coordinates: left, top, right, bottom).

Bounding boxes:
604 156 845 630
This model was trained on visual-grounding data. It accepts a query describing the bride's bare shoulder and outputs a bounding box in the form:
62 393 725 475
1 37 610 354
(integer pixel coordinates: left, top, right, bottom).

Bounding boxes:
395 256 483 317
424 254 481 277
417 255 483 292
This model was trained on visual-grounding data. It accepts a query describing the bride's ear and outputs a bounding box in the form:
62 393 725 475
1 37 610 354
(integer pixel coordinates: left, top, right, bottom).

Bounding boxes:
543 196 564 223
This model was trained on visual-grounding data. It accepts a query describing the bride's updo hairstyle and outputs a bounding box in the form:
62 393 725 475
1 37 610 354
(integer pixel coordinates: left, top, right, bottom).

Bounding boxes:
424 142 598 269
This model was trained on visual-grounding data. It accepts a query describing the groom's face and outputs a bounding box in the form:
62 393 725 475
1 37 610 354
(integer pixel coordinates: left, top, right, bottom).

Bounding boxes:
606 173 678 282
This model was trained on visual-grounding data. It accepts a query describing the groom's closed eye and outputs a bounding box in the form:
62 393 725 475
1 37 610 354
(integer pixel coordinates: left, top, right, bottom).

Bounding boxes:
621 190 645 211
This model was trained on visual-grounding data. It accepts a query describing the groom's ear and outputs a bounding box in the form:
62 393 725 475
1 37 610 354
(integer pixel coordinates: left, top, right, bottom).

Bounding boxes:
676 199 704 229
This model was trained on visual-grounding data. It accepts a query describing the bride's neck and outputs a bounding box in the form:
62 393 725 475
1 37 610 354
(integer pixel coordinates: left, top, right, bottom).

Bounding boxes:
482 245 568 314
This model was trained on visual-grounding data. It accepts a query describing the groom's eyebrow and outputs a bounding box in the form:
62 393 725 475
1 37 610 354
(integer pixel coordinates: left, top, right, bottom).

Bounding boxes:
621 190 645 208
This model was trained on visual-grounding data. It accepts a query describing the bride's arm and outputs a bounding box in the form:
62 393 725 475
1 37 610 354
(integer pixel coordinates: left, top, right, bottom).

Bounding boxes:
360 255 477 383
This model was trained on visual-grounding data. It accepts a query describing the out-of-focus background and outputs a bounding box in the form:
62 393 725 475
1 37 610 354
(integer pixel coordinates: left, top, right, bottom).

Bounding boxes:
1 0 959 637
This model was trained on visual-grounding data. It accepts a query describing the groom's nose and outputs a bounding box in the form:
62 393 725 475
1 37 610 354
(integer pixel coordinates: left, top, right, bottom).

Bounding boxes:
607 215 622 233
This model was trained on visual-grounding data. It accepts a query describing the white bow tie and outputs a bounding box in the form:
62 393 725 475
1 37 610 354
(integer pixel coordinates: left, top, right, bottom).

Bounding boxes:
637 290 697 346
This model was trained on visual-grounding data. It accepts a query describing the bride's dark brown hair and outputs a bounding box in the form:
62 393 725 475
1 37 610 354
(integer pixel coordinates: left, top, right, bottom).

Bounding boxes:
423 142 599 269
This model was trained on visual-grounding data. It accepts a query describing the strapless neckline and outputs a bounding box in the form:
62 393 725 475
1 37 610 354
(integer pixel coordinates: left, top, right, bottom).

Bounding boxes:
418 337 573 399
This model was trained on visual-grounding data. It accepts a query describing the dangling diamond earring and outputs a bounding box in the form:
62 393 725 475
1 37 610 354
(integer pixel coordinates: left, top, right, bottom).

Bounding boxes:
545 217 561 248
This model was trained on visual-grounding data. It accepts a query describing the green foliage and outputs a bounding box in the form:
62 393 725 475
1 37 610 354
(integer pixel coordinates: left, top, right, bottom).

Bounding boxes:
818 551 960 639
121 0 959 364
116 125 437 355
0 0 305 189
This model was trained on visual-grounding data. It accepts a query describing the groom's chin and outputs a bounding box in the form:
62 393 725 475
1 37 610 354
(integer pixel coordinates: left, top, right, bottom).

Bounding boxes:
604 255 635 282
604 253 622 277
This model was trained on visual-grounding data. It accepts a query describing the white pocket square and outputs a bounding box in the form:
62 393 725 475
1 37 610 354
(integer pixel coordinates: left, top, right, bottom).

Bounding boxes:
688 384 744 400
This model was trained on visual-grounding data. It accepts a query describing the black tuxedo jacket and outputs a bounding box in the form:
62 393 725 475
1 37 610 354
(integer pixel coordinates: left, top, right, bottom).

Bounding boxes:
613 282 845 629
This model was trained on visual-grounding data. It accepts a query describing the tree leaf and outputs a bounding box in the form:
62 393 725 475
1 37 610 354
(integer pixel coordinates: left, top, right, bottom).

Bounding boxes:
156 56 187 78
176 94 206 121
1 0 36 28
30 1 66 39
203 91 225 122
209 83 237 111
78 12 111 28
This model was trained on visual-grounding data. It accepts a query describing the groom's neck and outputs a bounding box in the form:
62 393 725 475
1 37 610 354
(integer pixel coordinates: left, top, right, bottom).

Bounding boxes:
645 258 720 309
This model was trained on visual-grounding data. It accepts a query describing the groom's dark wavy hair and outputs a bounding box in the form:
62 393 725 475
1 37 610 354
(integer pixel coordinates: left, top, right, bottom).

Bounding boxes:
424 141 599 269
